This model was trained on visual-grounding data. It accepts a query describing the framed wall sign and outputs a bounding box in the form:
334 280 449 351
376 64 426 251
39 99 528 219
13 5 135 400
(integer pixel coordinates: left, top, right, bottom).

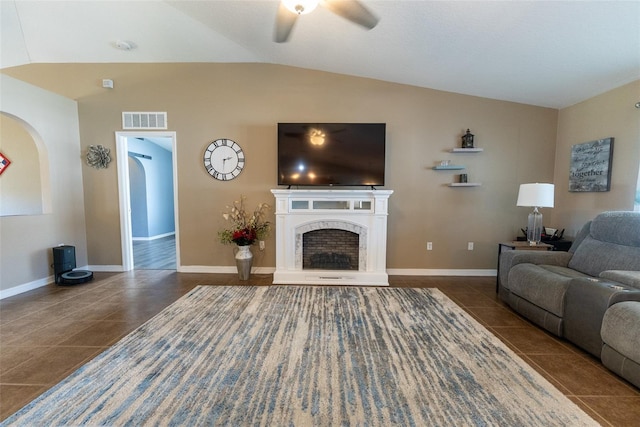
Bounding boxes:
569 137 614 192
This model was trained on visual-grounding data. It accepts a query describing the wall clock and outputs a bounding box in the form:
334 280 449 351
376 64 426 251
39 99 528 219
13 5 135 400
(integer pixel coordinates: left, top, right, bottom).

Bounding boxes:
203 139 245 181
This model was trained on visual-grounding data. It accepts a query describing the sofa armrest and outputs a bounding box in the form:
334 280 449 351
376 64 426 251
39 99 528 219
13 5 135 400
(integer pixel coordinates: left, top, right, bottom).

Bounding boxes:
599 270 640 289
564 277 640 357
499 250 573 292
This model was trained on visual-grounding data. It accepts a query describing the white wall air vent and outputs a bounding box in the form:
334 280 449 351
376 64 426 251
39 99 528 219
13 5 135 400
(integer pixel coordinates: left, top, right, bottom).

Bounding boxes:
122 112 167 130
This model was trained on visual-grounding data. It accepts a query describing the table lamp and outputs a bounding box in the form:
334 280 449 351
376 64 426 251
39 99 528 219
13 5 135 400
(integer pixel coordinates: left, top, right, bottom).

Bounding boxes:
516 183 554 245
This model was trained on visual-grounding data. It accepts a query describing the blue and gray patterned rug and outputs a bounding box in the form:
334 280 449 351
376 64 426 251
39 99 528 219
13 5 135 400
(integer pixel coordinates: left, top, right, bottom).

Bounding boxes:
3 286 597 426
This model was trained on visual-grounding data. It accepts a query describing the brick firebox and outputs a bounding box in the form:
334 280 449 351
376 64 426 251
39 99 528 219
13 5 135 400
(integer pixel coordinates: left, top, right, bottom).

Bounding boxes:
303 229 359 270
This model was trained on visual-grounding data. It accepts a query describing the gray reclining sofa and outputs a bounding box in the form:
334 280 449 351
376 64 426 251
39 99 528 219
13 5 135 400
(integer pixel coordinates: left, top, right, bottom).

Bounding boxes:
498 211 640 388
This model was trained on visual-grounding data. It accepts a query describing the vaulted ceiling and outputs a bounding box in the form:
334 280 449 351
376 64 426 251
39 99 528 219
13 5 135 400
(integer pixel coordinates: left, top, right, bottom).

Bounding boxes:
2 1 639 108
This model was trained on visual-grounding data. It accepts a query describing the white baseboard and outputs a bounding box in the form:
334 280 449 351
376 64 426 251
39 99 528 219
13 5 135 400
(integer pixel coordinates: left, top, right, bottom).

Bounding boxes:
387 269 497 276
178 266 495 277
0 275 53 300
178 266 236 274
86 265 126 272
251 266 276 274
1 266 496 300
132 232 175 241
0 265 104 300
178 266 276 274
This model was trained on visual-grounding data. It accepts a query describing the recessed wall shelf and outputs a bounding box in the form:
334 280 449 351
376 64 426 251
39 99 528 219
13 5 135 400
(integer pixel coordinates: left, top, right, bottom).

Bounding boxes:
450 148 483 153
448 183 482 187
432 165 465 170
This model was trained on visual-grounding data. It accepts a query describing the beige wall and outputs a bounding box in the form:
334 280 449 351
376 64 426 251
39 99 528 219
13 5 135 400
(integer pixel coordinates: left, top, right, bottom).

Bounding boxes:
0 75 88 293
62 63 557 271
554 80 640 235
2 64 637 294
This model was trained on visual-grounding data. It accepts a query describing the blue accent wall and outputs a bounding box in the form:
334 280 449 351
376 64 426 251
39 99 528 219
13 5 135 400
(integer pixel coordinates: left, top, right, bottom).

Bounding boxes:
128 138 175 238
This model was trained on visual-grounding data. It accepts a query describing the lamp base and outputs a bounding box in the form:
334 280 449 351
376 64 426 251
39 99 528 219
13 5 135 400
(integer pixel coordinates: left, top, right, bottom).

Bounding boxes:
527 207 543 245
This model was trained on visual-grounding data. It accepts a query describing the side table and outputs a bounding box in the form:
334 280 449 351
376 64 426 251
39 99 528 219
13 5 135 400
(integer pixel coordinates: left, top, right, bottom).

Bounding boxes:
515 237 573 251
496 241 553 293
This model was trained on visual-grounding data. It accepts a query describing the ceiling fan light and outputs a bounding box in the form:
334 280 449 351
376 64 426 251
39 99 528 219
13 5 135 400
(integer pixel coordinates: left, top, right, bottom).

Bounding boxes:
283 0 319 15
308 128 326 146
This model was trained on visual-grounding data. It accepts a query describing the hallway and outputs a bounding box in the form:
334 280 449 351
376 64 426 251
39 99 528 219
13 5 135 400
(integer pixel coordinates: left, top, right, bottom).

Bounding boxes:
132 235 176 270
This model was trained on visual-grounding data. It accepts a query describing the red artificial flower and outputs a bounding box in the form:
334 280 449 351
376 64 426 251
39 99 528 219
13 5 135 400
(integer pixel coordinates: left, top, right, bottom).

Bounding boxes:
232 227 257 245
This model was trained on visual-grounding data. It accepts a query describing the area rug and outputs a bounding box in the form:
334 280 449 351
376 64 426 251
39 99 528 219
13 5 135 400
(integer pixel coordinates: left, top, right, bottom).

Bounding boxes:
3 286 597 426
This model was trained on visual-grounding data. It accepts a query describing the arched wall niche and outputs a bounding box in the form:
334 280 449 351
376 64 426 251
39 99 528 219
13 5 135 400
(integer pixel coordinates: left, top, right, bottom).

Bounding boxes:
0 111 52 216
128 155 149 237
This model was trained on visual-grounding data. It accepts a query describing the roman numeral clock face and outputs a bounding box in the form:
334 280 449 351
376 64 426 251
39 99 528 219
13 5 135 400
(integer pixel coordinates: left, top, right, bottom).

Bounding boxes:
203 139 245 181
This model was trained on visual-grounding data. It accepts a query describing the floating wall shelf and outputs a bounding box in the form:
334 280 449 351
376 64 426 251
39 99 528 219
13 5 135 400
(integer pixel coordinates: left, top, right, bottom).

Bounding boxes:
448 183 482 187
432 165 465 170
450 148 484 153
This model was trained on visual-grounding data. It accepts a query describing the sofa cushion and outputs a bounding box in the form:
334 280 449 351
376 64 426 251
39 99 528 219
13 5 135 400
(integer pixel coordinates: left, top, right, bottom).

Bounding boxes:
568 220 591 253
590 211 640 247
499 250 572 291
568 236 640 277
601 301 640 363
508 264 589 317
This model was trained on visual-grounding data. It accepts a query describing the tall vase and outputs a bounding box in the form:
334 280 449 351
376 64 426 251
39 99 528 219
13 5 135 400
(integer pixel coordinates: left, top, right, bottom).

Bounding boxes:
235 244 253 280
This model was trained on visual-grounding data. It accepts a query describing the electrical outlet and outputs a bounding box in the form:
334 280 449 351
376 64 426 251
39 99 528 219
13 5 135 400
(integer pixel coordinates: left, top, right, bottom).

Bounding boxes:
259 240 265 251
467 242 474 250
427 242 433 251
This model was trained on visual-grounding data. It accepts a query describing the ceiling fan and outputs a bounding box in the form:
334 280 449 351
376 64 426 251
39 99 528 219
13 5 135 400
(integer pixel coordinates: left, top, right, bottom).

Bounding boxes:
274 0 379 43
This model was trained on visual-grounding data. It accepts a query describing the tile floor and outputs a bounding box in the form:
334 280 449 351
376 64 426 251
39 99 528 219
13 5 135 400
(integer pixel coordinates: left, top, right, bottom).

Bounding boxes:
1 272 639 425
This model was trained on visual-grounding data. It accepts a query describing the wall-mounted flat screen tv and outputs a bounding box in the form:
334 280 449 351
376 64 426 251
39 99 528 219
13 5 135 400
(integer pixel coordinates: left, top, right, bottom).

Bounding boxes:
277 123 386 187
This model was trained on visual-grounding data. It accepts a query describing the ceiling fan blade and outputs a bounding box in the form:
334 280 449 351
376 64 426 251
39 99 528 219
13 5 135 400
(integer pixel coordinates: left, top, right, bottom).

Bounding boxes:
274 1 299 43
322 0 379 30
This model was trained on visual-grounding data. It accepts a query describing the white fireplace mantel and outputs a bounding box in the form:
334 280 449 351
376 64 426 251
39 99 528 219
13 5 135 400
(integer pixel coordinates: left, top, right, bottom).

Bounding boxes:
271 189 393 286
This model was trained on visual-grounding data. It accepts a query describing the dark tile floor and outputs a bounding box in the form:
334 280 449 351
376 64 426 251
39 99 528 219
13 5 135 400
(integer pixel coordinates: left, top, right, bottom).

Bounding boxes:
1 272 639 425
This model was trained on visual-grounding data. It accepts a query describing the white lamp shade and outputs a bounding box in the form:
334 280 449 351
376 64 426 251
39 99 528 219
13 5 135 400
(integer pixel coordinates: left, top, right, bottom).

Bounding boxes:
517 183 555 208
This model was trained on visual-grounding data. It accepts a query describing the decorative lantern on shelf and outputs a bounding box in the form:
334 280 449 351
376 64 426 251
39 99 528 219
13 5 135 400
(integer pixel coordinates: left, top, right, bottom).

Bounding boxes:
461 129 474 148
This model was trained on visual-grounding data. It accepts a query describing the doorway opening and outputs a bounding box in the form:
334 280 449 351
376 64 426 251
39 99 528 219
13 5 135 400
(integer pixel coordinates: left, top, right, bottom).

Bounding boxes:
116 131 179 271
635 161 640 211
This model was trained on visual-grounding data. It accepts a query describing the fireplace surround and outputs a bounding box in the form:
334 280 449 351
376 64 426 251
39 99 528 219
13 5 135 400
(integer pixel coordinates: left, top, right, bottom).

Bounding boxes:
271 189 393 286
